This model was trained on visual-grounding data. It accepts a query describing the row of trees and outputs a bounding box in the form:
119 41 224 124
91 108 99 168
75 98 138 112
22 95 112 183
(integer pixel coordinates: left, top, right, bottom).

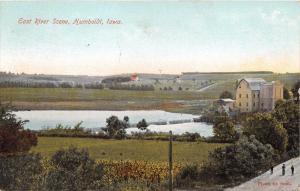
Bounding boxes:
108 84 155 91
0 80 158 91
101 76 131 84
0 80 105 89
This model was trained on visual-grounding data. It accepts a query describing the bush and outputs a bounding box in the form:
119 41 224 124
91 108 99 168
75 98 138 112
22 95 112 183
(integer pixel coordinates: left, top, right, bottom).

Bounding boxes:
219 90 233 99
137 119 148 130
103 115 127 139
44 147 104 190
39 122 92 137
273 100 300 157
175 164 199 187
244 113 288 154
0 153 43 190
0 104 37 154
200 135 276 184
291 80 300 102
213 114 238 143
283 87 291 100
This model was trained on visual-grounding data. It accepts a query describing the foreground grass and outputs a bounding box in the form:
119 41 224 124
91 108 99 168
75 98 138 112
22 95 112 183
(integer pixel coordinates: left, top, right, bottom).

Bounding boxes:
31 137 226 164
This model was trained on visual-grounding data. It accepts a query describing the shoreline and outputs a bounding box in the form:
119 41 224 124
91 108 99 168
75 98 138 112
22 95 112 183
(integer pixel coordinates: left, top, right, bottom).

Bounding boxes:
3 100 209 115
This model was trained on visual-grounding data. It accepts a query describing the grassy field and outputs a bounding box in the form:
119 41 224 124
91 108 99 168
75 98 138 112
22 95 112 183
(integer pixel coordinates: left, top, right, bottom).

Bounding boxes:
0 88 215 113
0 88 216 102
31 137 226 164
0 73 298 112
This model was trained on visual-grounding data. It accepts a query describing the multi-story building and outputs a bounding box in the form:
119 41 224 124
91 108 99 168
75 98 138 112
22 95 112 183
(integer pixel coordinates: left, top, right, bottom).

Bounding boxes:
235 78 283 112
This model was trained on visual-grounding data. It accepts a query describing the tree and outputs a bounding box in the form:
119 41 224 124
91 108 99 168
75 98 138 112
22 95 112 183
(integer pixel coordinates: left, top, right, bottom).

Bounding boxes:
291 81 300 103
219 90 233 99
213 114 238 142
273 100 300 157
283 87 291 100
200 135 276 183
103 115 127 139
137 119 148 130
243 113 288 154
44 147 104 190
123 116 129 123
0 104 37 154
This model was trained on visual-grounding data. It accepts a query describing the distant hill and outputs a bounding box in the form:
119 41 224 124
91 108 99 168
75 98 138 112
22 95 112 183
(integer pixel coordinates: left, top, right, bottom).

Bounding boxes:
182 71 274 75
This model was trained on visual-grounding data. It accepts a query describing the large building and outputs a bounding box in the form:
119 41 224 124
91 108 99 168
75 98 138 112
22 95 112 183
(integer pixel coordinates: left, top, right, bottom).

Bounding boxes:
235 78 283 112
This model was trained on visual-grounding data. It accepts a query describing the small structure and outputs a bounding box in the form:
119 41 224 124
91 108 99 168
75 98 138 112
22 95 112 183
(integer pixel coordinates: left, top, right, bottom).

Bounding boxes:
130 73 139 81
217 98 235 113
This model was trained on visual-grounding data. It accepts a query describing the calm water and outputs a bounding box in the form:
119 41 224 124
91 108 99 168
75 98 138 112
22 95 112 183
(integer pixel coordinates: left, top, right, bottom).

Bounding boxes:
13 110 213 136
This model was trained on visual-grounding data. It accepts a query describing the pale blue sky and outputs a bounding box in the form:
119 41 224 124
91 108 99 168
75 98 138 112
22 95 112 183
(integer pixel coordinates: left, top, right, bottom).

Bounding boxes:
0 1 299 75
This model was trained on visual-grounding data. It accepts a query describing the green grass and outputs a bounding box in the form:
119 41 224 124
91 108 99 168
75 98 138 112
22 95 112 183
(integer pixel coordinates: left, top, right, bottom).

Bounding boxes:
0 88 216 113
0 88 216 102
31 137 226 164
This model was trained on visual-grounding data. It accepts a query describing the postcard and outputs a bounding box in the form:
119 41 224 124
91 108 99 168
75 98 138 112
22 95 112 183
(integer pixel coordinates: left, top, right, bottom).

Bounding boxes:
0 1 299 191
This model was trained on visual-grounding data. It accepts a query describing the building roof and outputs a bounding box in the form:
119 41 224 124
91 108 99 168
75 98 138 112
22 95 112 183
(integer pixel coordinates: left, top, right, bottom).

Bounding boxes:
239 78 266 91
220 98 235 103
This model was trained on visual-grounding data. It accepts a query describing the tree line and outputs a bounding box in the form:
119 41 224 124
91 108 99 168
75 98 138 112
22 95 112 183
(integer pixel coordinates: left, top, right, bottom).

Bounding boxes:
0 80 156 91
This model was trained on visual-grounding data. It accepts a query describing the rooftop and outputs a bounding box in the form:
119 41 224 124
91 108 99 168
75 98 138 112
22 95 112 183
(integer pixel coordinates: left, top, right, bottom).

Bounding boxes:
239 78 266 91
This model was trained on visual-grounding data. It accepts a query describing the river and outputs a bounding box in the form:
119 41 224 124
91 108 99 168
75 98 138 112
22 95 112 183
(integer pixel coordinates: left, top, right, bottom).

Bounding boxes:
13 110 213 136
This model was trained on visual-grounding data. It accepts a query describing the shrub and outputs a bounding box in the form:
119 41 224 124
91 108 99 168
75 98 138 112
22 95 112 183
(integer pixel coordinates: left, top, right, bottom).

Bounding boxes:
219 91 233 99
200 135 276 184
137 119 148 130
0 104 37 154
103 115 127 139
175 164 199 187
0 153 43 190
273 100 300 157
43 147 104 190
213 114 238 143
244 113 288 154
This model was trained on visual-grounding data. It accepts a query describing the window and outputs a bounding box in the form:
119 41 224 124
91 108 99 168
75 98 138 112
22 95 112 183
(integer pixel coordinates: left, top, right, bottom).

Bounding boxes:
258 93 260 98
253 94 255 98
239 102 241 106
239 86 241 88
246 103 248 106
246 94 248 98
253 102 255 106
239 94 241 98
